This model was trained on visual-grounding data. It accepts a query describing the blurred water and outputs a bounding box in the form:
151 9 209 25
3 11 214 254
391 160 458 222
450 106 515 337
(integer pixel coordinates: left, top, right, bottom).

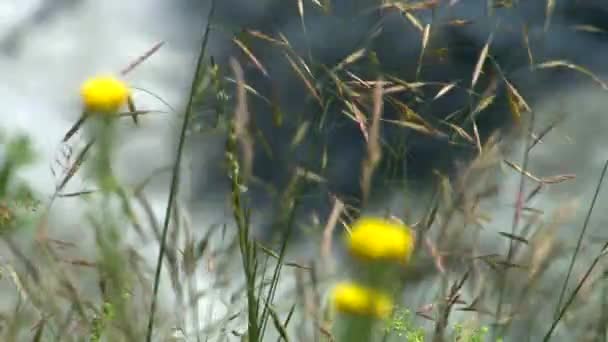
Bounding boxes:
0 0 221 337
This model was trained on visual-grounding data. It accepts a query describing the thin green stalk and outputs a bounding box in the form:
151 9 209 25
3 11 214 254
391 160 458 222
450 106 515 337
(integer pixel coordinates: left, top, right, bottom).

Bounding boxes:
145 3 215 341
544 240 608 341
554 159 608 317
226 111 260 341
259 191 299 341
495 108 535 337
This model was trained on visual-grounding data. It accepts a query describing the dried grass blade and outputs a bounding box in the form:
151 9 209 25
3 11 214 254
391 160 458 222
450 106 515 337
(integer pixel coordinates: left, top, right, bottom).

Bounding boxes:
546 161 608 341
230 58 254 182
537 60 608 90
360 80 384 205
472 35 492 88
343 101 368 141
473 121 482 154
499 232 529 244
62 115 87 143
383 119 441 137
225 77 272 104
528 117 563 151
416 24 431 80
120 40 165 76
57 139 95 192
443 122 474 143
522 25 534 68
571 25 607 34
267 304 290 342
297 0 304 23
405 11 424 31
434 82 457 100
503 159 542 183
246 30 286 46
505 79 531 124
321 196 345 272
335 48 366 71
472 94 496 116
447 19 473 26
233 37 269 77
541 174 576 184
544 0 555 32
284 52 322 105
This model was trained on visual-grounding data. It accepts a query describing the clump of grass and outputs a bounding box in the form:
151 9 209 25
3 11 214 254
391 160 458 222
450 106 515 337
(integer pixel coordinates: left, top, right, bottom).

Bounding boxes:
384 308 425 341
453 322 489 342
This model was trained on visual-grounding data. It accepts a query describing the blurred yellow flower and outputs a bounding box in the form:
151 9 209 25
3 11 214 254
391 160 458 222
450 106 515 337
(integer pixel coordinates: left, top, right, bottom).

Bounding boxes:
331 282 393 319
80 75 130 114
346 216 414 263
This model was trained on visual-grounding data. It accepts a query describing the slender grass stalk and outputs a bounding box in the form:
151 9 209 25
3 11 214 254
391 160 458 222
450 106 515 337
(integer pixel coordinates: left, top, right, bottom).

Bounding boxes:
544 240 608 341
554 159 608 317
495 108 535 336
145 3 215 341
259 191 299 341
227 58 262 341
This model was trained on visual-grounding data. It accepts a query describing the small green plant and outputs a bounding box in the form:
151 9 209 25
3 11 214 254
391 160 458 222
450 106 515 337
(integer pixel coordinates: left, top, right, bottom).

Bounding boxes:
454 322 489 342
0 131 40 232
384 308 425 342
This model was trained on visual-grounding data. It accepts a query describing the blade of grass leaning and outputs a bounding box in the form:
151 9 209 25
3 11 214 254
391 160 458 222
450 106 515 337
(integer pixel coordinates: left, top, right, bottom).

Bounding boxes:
472 121 482 154
433 82 458 101
259 176 300 340
404 11 424 31
472 94 496 117
267 302 290 342
284 52 322 105
505 79 531 125
472 34 492 88
360 79 384 205
224 77 272 105
416 24 431 80
544 242 608 341
228 58 262 341
232 37 269 77
245 29 287 46
231 59 254 182
572 24 608 34
495 108 535 336
443 121 475 144
119 40 165 76
296 0 313 64
528 116 564 151
554 159 608 319
544 0 555 33
536 60 608 90
276 303 296 342
145 2 215 341
522 24 534 69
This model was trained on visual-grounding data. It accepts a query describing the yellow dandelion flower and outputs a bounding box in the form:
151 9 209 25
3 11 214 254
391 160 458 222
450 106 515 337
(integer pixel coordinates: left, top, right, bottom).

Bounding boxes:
80 75 130 114
331 282 393 319
346 216 414 263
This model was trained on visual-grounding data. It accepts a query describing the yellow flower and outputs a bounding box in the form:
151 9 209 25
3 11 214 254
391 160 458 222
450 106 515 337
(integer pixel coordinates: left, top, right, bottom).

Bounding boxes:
346 216 414 263
331 282 393 319
80 75 130 114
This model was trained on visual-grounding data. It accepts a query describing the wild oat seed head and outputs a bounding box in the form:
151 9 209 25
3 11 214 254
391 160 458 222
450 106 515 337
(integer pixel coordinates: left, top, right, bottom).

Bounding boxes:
80 75 130 114
331 282 393 319
346 216 414 263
